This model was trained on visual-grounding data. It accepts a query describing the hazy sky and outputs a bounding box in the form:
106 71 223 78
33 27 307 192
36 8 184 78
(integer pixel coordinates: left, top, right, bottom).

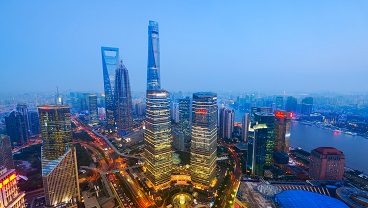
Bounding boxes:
1 1 368 93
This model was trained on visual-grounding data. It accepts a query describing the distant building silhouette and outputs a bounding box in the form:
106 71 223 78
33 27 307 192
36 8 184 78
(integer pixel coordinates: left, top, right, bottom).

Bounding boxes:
301 97 313 115
5 110 29 147
286 96 297 113
28 111 40 135
275 96 284 110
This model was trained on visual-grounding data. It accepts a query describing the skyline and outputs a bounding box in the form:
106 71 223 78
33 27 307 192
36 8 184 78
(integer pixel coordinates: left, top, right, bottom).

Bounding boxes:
1 1 368 93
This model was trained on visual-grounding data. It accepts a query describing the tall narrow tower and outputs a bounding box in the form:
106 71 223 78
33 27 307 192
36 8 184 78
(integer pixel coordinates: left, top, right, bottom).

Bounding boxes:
101 47 120 131
144 21 172 190
190 92 218 188
38 105 80 207
147 20 161 91
115 61 133 136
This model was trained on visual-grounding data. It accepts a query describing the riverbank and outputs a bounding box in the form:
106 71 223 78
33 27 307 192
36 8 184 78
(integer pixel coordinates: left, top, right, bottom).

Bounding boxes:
296 120 368 139
290 122 368 173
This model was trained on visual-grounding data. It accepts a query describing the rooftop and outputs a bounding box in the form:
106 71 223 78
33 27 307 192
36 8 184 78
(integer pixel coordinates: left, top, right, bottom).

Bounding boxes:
275 190 348 208
313 147 344 156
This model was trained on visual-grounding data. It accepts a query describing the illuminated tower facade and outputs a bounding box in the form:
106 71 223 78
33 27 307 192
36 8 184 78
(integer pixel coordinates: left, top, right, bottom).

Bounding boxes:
144 21 172 190
143 90 172 190
115 61 133 136
0 168 25 208
101 47 120 130
38 105 80 207
274 110 292 153
147 21 161 90
190 92 217 188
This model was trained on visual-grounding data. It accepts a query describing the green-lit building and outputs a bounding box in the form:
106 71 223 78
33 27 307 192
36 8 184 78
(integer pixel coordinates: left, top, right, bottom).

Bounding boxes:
251 112 275 177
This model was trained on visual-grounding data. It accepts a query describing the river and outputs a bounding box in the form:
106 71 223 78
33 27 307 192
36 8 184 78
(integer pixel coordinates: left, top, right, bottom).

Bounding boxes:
232 109 368 173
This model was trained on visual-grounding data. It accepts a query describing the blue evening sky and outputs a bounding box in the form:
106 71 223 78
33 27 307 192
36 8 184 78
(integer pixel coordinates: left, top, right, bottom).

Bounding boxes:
1 1 367 93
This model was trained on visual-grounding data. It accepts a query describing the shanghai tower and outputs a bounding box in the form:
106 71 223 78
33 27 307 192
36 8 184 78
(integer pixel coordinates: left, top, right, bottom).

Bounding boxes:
101 47 119 131
144 21 172 190
147 21 161 90
115 61 133 136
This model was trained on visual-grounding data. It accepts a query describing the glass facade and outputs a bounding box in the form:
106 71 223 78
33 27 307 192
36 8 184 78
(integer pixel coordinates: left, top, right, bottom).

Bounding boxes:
179 97 191 139
274 110 292 154
190 92 217 187
38 106 72 160
252 113 275 176
38 105 80 207
0 135 15 170
87 94 98 125
219 108 234 139
114 61 133 135
144 90 172 189
147 21 161 91
101 47 119 130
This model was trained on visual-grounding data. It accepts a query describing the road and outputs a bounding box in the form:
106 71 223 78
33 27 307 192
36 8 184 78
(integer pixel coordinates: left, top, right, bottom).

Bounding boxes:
72 117 153 207
220 139 242 207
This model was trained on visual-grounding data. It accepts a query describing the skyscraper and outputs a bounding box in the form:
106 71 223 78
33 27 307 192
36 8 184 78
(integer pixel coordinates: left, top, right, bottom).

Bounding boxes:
101 46 120 130
251 112 275 176
16 104 30 137
80 93 90 112
144 90 172 190
87 94 98 126
190 92 217 188
286 96 297 113
242 113 250 142
301 97 313 115
309 147 345 181
179 97 191 141
147 21 161 91
38 105 80 207
171 102 179 123
115 61 134 136
0 135 15 170
5 111 28 147
274 110 292 154
275 96 284 110
172 127 185 151
29 111 40 136
219 108 234 139
55 87 63 105
144 21 172 190
0 167 25 208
